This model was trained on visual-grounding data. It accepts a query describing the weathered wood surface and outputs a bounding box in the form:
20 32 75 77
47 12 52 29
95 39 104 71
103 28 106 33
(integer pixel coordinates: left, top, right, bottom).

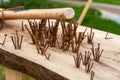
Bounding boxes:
0 48 68 80
0 20 120 80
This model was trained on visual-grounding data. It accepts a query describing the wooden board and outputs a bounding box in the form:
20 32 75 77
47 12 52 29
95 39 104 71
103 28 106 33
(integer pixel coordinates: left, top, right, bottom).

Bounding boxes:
0 20 120 80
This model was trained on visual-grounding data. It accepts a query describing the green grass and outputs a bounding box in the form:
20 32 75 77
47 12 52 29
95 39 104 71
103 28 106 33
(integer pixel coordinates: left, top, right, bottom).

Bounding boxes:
0 0 120 79
80 0 120 5
1 0 120 35
83 15 120 34
0 65 5 80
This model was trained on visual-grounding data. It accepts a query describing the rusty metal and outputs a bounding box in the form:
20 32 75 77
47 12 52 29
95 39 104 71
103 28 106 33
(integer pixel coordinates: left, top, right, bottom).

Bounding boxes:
19 35 23 49
45 53 51 60
24 19 99 63
73 23 78 43
35 44 40 54
26 19 50 55
0 34 7 46
24 24 35 44
21 21 24 31
105 32 113 39
70 40 75 52
74 32 86 53
11 36 17 49
11 31 23 49
90 71 95 80
41 42 49 55
81 51 91 66
60 21 77 52
85 62 94 73
91 43 104 62
73 52 82 68
36 41 49 55
15 31 19 48
49 20 59 47
87 28 94 44
74 28 87 53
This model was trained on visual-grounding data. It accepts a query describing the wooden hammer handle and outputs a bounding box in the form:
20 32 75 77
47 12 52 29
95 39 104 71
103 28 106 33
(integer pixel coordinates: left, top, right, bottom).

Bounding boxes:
0 8 75 20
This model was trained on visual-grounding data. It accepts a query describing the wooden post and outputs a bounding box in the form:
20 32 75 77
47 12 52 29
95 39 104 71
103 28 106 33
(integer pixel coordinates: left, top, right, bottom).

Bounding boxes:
0 48 68 80
77 0 92 25
5 68 29 80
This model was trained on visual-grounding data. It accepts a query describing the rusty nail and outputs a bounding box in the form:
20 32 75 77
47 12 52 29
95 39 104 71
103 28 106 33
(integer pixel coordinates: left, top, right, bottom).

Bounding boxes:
45 53 51 60
82 51 91 66
36 44 40 54
90 71 95 80
105 32 113 39
87 28 94 44
21 21 24 31
91 43 104 62
15 31 20 48
85 62 94 73
0 34 7 46
25 24 35 44
11 36 17 49
19 35 23 49
73 52 82 68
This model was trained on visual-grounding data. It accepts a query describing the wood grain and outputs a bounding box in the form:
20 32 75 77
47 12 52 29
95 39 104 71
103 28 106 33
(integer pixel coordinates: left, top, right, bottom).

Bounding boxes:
0 20 119 80
5 68 29 80
0 48 68 80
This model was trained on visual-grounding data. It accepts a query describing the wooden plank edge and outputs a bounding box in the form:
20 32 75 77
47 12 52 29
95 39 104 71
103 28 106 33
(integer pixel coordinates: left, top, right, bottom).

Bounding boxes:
0 48 68 80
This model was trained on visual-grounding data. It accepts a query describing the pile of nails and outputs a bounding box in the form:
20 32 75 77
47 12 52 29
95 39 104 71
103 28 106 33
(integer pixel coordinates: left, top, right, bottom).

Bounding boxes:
24 19 89 55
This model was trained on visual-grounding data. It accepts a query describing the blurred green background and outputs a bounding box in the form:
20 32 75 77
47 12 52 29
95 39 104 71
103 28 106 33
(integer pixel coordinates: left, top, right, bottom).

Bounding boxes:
80 0 120 5
0 0 120 80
